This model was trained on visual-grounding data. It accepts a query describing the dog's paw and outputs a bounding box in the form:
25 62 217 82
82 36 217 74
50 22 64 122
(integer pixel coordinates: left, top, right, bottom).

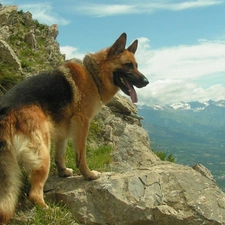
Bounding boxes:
86 170 101 181
58 168 73 177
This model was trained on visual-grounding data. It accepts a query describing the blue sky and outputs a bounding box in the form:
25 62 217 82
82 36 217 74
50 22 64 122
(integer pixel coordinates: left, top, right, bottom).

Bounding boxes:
2 0 225 105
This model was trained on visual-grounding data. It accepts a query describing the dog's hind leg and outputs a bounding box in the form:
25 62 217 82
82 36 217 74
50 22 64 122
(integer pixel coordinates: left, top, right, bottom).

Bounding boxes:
19 124 50 208
28 143 50 208
72 119 100 180
54 138 73 177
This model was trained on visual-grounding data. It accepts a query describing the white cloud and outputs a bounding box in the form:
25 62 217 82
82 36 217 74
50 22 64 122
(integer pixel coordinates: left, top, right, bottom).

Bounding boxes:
60 46 85 60
167 0 224 11
136 38 225 80
18 3 69 26
77 4 136 17
72 0 225 17
135 37 225 105
60 37 225 106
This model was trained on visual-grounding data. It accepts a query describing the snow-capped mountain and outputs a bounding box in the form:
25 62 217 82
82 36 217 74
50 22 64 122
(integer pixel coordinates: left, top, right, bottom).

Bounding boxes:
151 100 225 112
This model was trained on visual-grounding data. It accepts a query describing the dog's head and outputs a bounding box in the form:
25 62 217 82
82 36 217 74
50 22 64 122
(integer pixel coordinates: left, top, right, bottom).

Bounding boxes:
108 33 149 103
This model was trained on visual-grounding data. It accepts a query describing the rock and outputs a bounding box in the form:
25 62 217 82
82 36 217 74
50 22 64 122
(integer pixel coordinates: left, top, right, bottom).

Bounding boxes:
0 40 22 71
22 11 33 27
48 24 59 39
95 95 159 172
107 94 143 125
0 25 10 41
45 162 225 225
24 30 37 49
107 94 137 114
0 5 18 26
193 163 216 182
110 121 159 171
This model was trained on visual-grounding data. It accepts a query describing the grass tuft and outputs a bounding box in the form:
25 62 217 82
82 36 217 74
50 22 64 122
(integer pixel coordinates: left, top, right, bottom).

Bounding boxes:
50 141 113 175
9 202 80 225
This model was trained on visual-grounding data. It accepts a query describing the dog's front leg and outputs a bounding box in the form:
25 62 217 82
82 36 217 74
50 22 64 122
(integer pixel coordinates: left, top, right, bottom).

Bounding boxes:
55 138 73 177
72 119 100 180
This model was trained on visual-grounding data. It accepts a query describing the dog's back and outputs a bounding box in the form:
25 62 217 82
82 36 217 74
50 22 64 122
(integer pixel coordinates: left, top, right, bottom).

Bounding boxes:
0 69 74 122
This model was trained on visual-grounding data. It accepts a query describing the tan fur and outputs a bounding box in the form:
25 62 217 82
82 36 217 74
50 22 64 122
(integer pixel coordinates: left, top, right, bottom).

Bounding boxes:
0 33 149 223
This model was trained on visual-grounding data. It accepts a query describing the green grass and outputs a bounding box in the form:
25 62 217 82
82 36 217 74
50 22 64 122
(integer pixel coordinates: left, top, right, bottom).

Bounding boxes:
0 64 22 93
86 145 113 171
50 119 112 174
9 202 80 225
50 141 113 174
152 148 176 162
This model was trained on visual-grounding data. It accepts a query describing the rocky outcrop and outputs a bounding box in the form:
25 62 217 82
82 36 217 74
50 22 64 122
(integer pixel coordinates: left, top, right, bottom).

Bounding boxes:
45 162 225 225
0 4 18 26
44 95 225 225
95 94 159 172
0 4 65 94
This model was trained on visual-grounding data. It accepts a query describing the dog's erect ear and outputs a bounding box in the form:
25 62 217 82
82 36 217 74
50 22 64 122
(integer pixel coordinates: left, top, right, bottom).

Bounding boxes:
127 39 138 54
108 33 127 57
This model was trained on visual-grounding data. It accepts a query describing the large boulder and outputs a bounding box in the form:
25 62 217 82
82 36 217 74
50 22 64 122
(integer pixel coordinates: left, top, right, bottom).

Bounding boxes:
45 162 225 225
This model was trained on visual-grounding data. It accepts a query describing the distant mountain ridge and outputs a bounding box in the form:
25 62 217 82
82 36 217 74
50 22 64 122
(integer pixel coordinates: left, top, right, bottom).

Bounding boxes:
141 99 225 112
138 99 225 191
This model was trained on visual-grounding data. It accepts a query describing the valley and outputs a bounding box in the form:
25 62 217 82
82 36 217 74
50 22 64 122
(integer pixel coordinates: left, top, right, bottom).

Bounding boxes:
138 100 225 191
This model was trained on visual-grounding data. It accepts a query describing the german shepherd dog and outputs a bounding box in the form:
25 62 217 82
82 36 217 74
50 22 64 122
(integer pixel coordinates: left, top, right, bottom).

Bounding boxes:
0 33 148 223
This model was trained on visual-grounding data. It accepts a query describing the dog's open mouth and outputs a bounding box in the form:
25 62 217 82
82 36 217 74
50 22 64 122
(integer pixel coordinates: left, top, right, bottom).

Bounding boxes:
113 74 138 103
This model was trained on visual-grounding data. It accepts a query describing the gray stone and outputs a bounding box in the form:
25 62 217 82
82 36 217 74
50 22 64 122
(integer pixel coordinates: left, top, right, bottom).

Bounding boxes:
193 163 216 182
0 25 10 41
45 163 225 225
24 30 37 49
0 5 18 26
107 94 138 115
0 40 22 71
96 96 159 172
22 11 33 27
48 24 59 39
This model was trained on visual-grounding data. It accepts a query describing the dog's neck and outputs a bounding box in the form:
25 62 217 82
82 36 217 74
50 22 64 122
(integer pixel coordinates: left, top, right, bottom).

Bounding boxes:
83 54 103 102
83 54 120 105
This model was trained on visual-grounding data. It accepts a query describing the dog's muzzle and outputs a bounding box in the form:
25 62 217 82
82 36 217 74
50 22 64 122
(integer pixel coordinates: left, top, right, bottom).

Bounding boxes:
135 75 149 88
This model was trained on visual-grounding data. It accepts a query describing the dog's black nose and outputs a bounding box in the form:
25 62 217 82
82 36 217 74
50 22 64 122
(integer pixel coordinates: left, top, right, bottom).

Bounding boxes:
135 75 149 88
143 77 149 86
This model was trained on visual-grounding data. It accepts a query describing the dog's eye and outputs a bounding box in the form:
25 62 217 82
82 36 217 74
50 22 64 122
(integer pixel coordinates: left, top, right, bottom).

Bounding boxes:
124 62 134 69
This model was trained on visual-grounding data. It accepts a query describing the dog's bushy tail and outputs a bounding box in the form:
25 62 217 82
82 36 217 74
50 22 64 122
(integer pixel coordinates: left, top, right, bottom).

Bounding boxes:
0 140 22 224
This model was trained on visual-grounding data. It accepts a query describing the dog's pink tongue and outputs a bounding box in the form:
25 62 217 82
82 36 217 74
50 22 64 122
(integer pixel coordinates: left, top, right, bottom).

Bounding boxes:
125 80 138 103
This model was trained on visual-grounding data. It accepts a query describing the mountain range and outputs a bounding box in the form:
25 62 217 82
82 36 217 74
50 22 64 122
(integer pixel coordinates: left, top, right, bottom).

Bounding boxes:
138 100 225 191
